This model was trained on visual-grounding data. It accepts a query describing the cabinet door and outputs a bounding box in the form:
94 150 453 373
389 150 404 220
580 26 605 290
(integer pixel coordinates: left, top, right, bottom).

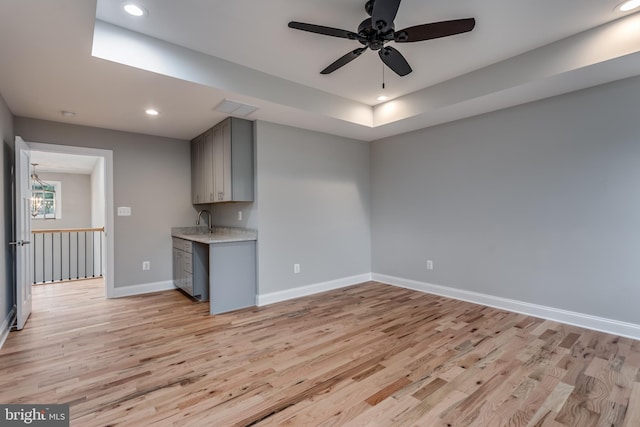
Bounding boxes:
202 129 215 202
172 247 184 288
213 119 232 202
190 135 203 204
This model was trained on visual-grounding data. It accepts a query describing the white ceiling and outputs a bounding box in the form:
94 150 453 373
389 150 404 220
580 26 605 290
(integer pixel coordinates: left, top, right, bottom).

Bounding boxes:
31 151 99 174
1 0 640 142
94 0 635 104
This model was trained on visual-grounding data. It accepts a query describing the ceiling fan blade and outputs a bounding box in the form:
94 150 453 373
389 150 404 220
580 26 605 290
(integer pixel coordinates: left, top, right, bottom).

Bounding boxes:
288 21 359 40
395 18 475 43
371 0 402 33
321 47 368 74
378 46 411 76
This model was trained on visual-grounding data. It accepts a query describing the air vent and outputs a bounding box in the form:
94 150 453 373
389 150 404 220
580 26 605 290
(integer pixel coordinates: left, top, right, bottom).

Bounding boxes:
214 100 258 117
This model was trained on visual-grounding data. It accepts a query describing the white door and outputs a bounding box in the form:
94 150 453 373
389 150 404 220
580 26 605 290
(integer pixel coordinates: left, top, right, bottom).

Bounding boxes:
13 136 32 330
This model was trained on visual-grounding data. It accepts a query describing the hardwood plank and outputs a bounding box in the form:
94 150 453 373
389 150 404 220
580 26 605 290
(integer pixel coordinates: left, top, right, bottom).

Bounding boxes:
1 279 639 426
623 381 640 427
527 381 574 427
364 377 412 406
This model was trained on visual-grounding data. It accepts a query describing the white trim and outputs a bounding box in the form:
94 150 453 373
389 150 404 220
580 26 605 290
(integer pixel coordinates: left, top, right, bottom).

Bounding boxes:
0 307 16 350
23 142 115 299
373 273 640 341
257 273 372 306
111 280 176 298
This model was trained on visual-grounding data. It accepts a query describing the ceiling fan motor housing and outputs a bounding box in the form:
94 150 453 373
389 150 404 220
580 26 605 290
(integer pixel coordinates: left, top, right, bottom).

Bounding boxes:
357 18 394 50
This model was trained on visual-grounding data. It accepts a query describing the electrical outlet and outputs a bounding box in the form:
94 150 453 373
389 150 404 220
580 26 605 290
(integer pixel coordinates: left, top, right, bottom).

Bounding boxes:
294 263 301 274
142 261 151 270
238 210 243 221
426 260 433 270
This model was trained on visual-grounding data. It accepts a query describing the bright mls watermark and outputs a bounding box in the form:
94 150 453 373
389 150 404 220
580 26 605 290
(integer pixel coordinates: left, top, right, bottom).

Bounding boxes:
0 404 69 426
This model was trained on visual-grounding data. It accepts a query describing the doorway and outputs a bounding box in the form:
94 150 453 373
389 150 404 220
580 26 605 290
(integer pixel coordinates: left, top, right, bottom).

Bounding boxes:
21 141 114 298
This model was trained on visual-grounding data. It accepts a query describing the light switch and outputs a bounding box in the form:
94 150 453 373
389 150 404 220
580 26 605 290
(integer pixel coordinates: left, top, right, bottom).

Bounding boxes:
117 206 132 216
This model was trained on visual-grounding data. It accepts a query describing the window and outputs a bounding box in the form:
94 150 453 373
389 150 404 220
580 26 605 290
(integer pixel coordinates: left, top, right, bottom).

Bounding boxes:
31 181 62 219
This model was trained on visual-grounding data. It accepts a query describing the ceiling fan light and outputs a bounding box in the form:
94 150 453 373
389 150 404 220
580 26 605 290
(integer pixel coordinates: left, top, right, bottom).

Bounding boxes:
619 0 640 11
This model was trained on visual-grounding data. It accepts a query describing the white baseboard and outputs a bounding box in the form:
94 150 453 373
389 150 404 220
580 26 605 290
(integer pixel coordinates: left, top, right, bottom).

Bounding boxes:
257 273 372 306
111 280 176 298
373 273 640 341
0 307 16 350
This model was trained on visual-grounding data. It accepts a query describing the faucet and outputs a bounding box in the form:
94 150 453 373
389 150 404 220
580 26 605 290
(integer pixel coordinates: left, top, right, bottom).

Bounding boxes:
196 209 214 234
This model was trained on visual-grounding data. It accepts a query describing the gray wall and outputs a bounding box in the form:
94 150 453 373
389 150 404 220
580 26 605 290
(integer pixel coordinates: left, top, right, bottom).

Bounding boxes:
0 94 14 326
255 121 371 294
31 172 91 230
371 75 640 325
14 118 193 288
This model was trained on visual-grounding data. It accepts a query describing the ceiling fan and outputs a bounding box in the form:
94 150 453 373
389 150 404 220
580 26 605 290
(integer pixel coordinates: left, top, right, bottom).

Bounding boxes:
288 0 475 77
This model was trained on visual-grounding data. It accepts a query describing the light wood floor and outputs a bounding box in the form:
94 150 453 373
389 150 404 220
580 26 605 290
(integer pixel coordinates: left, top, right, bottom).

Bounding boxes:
1 279 640 426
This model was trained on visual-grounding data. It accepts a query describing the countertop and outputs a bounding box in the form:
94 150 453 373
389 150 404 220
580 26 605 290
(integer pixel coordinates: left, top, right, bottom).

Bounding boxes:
171 226 257 244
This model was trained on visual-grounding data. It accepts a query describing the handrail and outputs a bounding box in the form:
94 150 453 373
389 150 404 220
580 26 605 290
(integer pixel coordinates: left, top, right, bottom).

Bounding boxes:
31 227 104 284
32 227 105 234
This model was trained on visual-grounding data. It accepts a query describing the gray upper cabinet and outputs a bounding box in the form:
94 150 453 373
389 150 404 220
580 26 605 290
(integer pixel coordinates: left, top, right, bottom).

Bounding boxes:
191 117 254 204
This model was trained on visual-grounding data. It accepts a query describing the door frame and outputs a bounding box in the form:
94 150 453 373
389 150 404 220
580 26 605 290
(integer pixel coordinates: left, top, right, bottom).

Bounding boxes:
24 141 115 298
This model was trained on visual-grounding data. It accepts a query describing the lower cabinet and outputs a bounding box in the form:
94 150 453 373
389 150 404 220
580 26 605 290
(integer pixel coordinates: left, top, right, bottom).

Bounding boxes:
172 238 209 301
172 237 256 313
209 240 256 315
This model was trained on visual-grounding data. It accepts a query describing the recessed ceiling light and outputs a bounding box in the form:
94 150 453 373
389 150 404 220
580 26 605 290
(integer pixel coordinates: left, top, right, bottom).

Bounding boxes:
60 110 76 117
123 3 146 17
145 108 159 116
377 95 389 102
618 0 640 12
